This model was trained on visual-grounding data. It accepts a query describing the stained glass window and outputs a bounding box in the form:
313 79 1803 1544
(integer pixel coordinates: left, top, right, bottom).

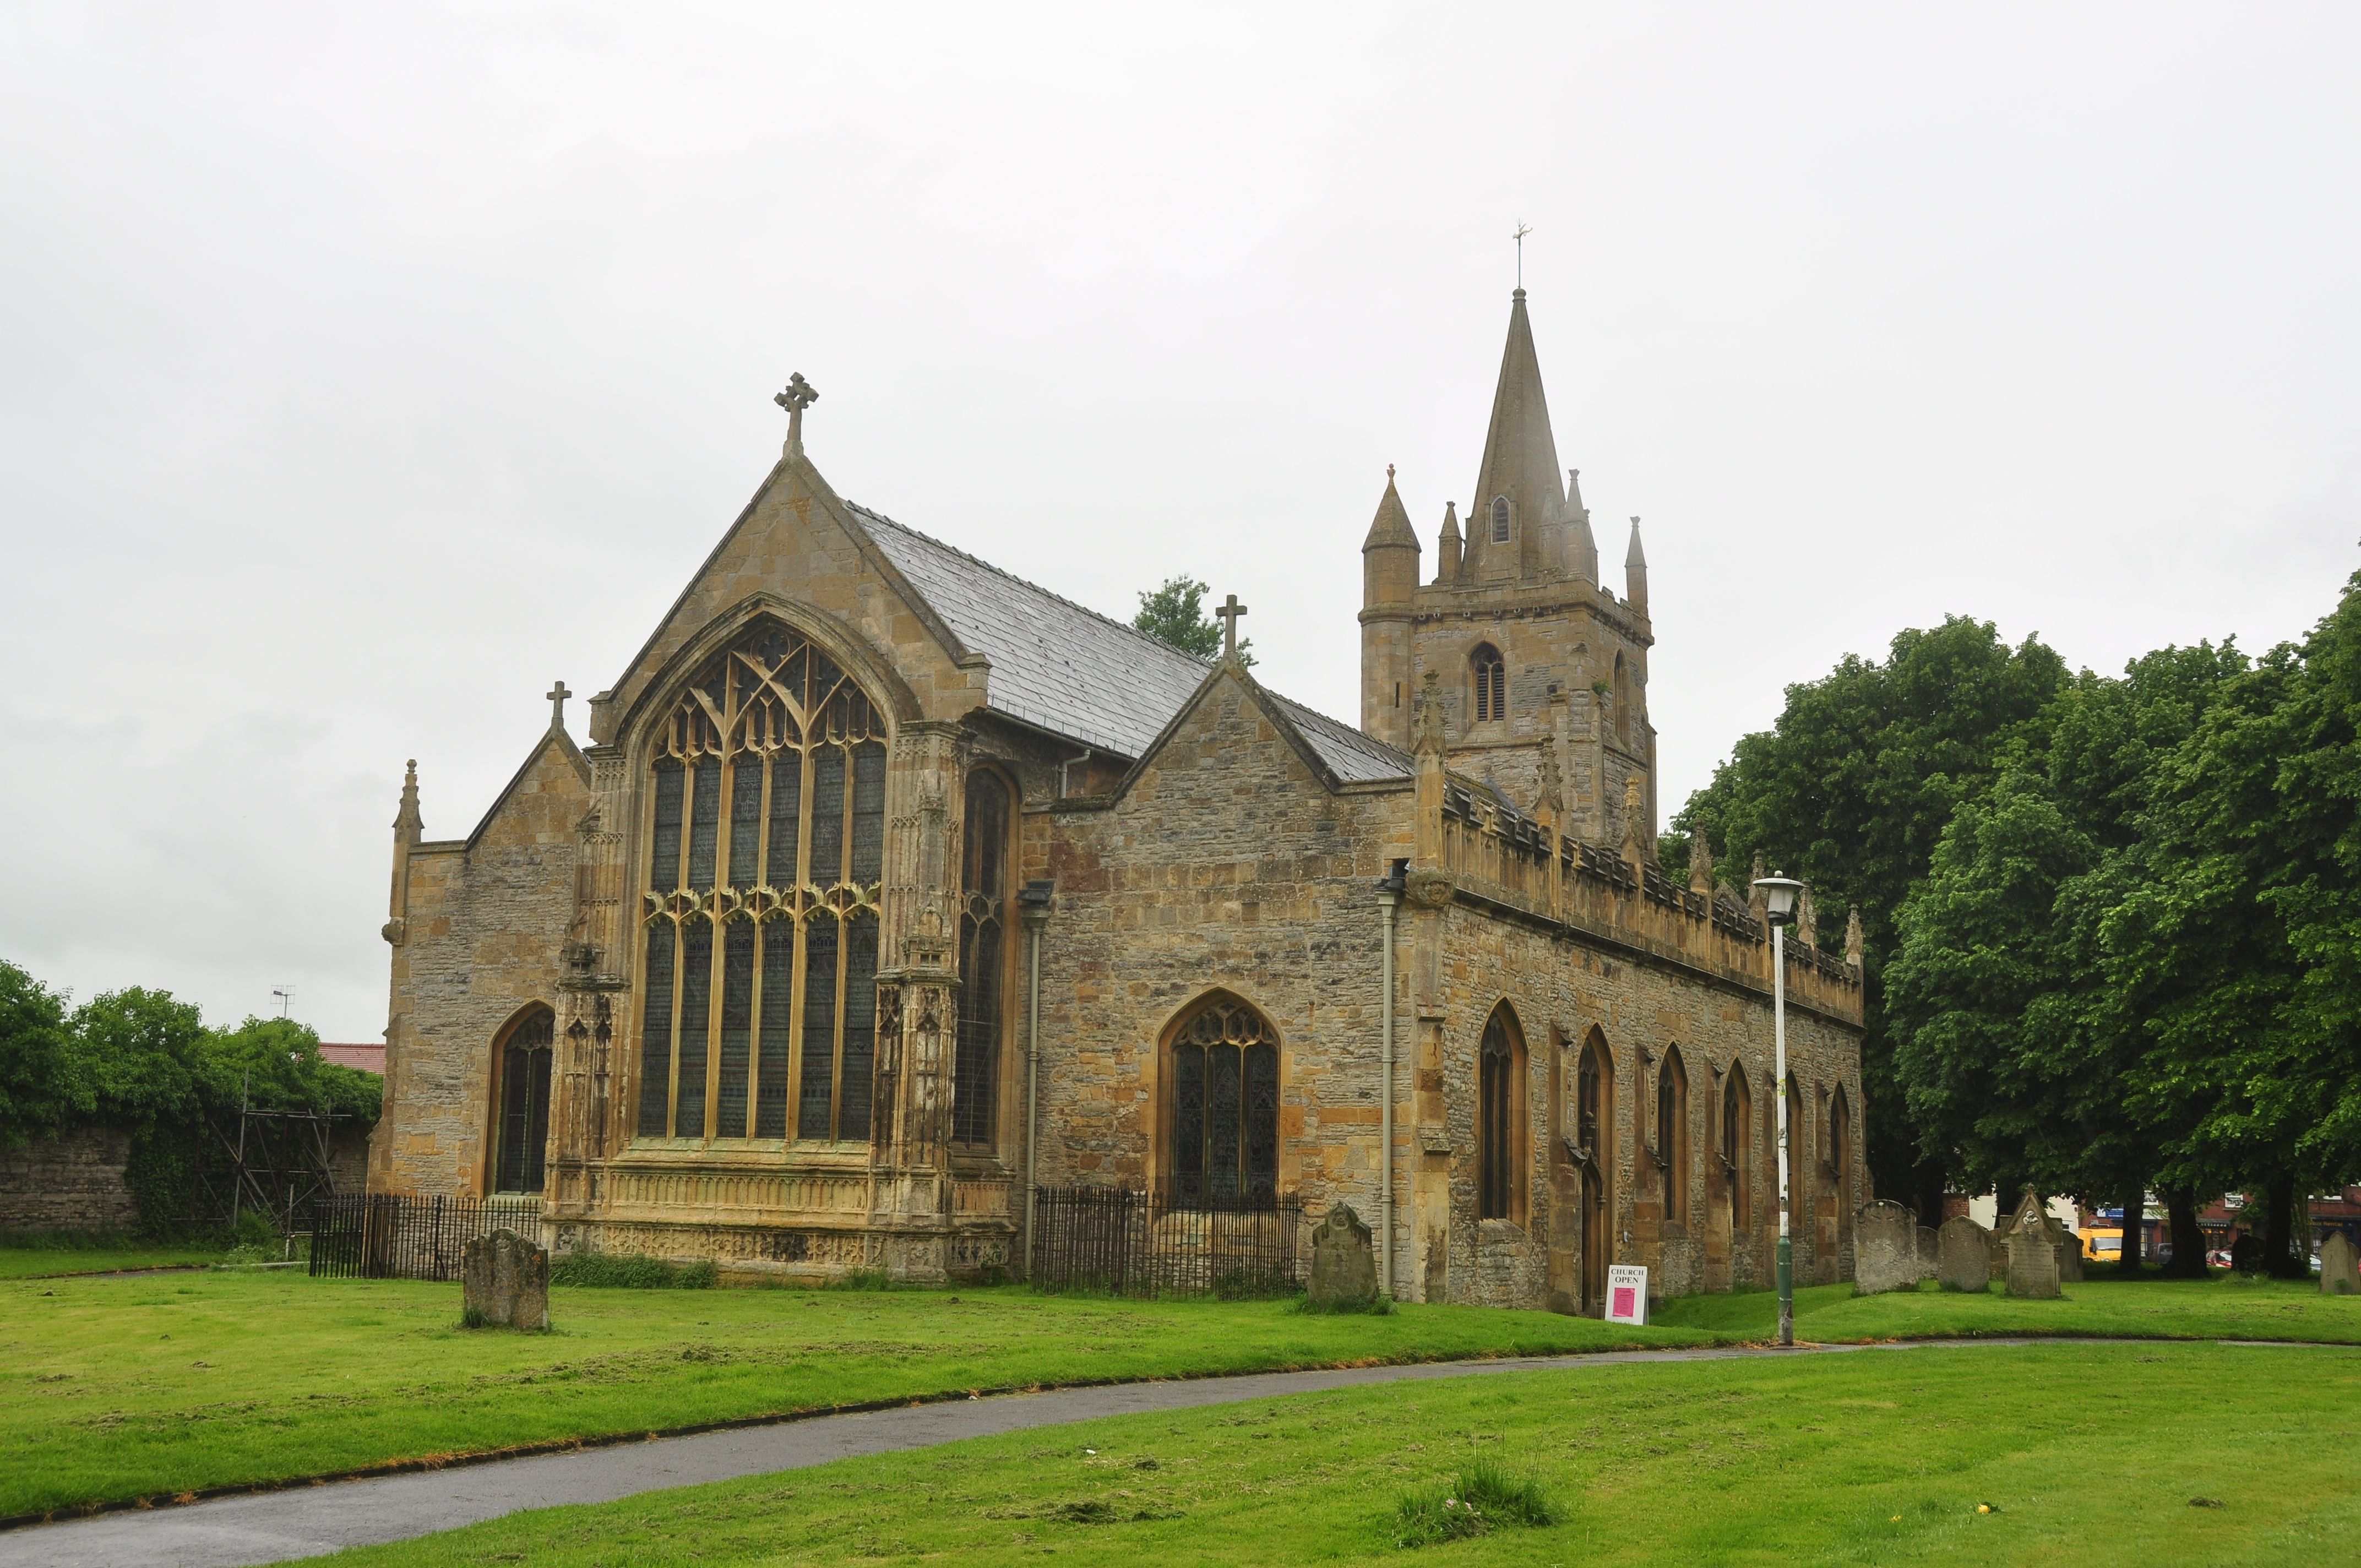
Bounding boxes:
635 620 887 1142
1167 997 1278 1207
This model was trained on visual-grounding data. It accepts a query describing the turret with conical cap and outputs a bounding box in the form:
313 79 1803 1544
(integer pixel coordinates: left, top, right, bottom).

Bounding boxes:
1359 466 1423 747
1564 467 1597 584
1435 502 1462 584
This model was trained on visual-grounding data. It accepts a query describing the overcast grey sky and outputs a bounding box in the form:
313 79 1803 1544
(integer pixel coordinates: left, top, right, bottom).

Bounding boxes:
4 5 2356 1043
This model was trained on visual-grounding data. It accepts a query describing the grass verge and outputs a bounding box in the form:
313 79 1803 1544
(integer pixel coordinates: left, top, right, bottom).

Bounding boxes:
1652 1274 2361 1343
1 1270 1701 1520
311 1340 2361 1567
0 1232 227 1280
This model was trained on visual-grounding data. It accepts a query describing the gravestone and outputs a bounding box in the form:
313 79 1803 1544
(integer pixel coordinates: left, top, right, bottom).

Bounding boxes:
2005 1225 2061 1298
2003 1185 2083 1284
1852 1201 1926 1295
1308 1202 1378 1309
462 1227 549 1330
2321 1232 2359 1296
1936 1215 1994 1293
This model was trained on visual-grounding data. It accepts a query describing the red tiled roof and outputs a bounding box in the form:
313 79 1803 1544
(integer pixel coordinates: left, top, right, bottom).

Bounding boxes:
320 1043 385 1075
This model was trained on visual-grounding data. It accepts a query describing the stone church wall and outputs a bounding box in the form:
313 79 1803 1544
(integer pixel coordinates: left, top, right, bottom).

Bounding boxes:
1025 669 1415 1240
374 734 589 1199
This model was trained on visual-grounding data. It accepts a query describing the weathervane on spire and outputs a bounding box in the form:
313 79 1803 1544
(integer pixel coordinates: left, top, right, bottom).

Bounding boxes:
774 373 818 459
1513 222 1532 290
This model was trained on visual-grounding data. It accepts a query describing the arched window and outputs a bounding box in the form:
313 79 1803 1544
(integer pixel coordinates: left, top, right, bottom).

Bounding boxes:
1489 496 1511 545
953 770 1011 1148
638 620 886 1144
1781 1070 1804 1211
1830 1084 1853 1219
1576 1030 1613 1310
1478 1005 1524 1221
492 1007 554 1194
1168 995 1279 1206
1723 1060 1751 1222
1472 644 1507 725
1657 1046 1689 1229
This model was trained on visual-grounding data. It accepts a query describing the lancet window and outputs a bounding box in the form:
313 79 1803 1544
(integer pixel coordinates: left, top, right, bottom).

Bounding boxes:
637 620 886 1145
1657 1045 1689 1228
1723 1060 1751 1221
1168 995 1279 1206
491 1007 554 1194
953 769 1010 1148
1489 495 1510 544
1472 644 1507 725
1478 1006 1522 1221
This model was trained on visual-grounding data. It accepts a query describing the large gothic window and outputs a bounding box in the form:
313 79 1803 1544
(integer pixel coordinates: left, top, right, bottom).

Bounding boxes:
1478 1005 1522 1221
1472 644 1507 725
637 620 885 1144
492 1008 554 1194
953 770 1010 1148
1168 995 1278 1206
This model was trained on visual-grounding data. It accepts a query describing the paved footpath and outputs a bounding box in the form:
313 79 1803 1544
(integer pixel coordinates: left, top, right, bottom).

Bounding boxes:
0 1338 2159 1568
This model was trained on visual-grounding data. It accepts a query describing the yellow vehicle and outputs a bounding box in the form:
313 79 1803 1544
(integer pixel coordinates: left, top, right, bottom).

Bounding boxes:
2082 1228 2125 1262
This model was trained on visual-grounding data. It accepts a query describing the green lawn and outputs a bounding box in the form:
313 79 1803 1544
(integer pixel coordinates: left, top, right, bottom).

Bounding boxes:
1653 1275 2361 1343
0 1271 1699 1520
316 1340 2361 1567
0 1238 228 1280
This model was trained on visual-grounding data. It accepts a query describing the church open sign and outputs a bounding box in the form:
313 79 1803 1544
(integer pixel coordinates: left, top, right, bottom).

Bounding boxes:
1606 1264 1649 1325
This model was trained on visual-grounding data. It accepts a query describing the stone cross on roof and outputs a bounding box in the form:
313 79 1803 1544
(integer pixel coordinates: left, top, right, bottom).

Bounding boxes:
547 680 570 731
774 373 818 458
1213 594 1247 660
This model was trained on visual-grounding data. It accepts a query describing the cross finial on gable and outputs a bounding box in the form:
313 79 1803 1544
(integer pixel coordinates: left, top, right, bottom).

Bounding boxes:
547 680 572 731
1212 594 1247 660
774 372 819 458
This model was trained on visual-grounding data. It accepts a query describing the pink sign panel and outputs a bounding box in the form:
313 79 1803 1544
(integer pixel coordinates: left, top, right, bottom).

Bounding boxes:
1612 1286 1636 1319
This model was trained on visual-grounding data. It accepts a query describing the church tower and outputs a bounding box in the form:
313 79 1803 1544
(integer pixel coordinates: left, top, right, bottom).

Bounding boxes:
1357 288 1659 848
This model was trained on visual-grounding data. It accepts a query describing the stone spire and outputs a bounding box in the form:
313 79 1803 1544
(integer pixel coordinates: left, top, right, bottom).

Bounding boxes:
1624 516 1649 617
1435 501 1462 584
1845 904 1864 969
1564 467 1598 585
393 759 423 844
1466 290 1564 581
1361 465 1421 609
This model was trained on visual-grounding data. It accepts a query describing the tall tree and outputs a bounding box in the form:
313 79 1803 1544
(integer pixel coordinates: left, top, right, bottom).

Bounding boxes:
1674 616 2069 1221
0 960 88 1149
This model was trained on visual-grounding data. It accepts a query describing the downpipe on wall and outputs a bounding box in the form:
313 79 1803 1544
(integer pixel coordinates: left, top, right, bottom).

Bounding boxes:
1019 880 1054 1279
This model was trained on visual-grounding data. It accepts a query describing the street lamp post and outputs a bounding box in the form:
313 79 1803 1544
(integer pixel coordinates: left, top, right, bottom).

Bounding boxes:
1753 872 1805 1347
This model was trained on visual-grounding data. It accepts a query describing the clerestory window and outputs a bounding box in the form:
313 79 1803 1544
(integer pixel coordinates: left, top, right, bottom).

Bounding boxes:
637 620 885 1144
1168 995 1279 1206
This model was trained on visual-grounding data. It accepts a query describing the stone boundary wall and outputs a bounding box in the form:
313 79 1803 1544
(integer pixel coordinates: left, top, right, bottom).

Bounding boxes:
0 1123 373 1234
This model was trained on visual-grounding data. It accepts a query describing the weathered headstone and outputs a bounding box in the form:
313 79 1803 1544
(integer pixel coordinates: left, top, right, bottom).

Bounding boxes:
1936 1215 1994 1293
2005 1225 2061 1298
2320 1232 2359 1296
1308 1202 1378 1309
2003 1185 2082 1284
1852 1200 1927 1295
462 1228 549 1330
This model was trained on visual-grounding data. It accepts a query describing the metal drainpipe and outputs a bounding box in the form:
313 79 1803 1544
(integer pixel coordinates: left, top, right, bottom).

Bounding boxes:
1376 859 1408 1298
1019 879 1054 1278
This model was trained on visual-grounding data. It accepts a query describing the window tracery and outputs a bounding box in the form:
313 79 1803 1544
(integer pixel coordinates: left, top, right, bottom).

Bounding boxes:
953 770 1010 1148
637 620 886 1144
492 1008 554 1194
1168 995 1278 1206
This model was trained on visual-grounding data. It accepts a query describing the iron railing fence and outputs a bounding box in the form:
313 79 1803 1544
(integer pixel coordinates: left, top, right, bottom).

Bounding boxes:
308 1193 544 1281
1029 1186 1304 1298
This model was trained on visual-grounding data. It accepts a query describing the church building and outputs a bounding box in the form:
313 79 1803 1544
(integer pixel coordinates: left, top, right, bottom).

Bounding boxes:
369 291 1867 1311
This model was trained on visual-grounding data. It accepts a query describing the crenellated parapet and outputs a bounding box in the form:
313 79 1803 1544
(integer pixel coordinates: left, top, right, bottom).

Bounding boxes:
1430 779 1863 1024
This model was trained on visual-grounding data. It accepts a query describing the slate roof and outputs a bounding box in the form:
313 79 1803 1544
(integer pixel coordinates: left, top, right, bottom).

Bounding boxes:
847 502 1411 785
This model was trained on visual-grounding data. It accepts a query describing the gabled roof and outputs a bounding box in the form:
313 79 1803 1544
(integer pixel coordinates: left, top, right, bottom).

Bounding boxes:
847 502 1410 785
465 725 591 850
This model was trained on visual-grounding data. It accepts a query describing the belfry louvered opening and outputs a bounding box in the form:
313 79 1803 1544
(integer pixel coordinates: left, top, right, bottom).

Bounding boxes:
637 620 886 1144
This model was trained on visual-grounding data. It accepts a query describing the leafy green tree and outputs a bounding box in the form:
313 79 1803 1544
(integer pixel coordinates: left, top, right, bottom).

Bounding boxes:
1133 575 1253 666
1886 643 2246 1271
0 960 89 1148
1673 616 2068 1221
